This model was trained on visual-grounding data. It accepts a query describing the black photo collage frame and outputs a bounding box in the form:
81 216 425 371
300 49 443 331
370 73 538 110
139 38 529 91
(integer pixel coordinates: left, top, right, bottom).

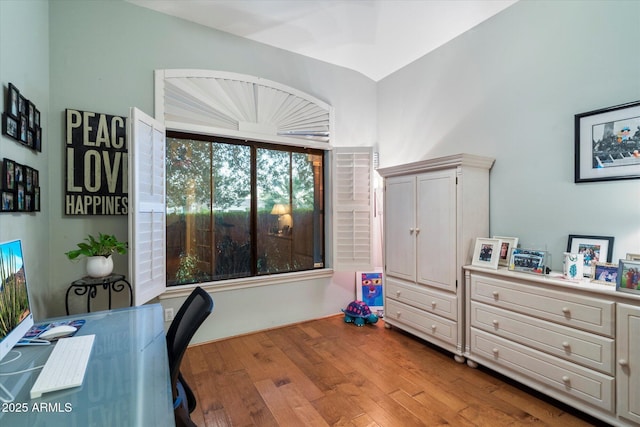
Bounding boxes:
3 82 42 152
2 158 40 213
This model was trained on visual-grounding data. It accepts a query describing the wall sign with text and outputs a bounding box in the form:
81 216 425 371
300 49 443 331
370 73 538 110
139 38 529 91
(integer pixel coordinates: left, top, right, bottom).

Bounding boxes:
65 109 128 215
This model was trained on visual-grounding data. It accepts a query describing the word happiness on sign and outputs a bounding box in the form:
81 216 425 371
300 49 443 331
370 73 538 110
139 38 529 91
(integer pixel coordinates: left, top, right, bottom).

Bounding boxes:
65 109 128 215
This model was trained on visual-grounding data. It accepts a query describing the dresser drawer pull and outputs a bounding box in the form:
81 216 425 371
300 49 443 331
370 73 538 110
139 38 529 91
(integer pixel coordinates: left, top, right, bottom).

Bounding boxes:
396 290 401 297
396 311 401 318
561 307 570 314
619 359 629 367
492 291 499 299
562 375 570 383
431 300 437 308
492 348 499 355
561 341 570 348
492 320 499 328
431 324 437 331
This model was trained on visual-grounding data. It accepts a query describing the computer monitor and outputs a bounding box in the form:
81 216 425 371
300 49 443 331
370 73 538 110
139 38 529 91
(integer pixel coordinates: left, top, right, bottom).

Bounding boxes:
0 239 34 362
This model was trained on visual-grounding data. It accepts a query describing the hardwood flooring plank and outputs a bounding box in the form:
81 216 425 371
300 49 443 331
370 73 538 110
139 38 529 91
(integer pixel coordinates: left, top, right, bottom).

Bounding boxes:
388 389 449 426
182 315 598 427
255 378 321 426
230 332 325 401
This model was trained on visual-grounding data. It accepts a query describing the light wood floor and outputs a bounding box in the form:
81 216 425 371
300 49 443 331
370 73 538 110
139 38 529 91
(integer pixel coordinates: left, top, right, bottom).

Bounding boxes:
181 315 603 426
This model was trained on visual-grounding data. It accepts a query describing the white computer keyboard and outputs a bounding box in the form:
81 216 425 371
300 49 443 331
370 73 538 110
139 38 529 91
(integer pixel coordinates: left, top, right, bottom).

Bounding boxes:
30 334 95 399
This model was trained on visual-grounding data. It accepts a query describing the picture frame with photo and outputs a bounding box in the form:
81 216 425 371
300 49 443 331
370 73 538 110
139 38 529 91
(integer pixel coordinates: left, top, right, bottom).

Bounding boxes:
34 126 42 152
591 262 619 285
6 83 19 119
616 259 640 294
575 100 640 183
567 234 614 276
33 187 40 212
16 184 24 211
472 237 502 269
14 162 24 184
2 113 19 140
19 114 28 143
493 236 518 267
626 253 640 261
18 94 26 117
3 159 15 190
509 248 547 275
1 191 15 212
27 101 35 130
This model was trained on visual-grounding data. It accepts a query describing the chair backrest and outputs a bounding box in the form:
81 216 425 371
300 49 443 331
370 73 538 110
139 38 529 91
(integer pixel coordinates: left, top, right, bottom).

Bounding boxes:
166 286 214 398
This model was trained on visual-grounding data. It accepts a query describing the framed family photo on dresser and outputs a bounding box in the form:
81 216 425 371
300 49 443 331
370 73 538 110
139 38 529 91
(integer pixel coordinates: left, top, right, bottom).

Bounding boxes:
493 236 518 267
472 238 502 269
567 234 614 275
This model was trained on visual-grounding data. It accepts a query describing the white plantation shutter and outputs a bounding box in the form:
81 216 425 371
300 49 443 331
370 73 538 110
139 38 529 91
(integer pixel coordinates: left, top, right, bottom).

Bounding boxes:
155 70 332 148
333 147 373 270
129 108 167 305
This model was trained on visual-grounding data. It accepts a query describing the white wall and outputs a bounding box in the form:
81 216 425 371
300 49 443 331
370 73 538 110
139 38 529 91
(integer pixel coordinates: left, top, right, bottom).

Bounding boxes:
43 0 377 341
378 0 640 270
8 0 638 343
0 1 50 320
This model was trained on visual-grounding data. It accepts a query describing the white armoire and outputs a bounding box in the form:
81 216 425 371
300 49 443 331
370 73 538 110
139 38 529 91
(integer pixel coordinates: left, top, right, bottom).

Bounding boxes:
377 154 494 361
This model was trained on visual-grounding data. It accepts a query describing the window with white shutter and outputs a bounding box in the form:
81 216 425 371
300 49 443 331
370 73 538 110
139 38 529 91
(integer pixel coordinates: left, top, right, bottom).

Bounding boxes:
333 147 373 270
128 107 167 305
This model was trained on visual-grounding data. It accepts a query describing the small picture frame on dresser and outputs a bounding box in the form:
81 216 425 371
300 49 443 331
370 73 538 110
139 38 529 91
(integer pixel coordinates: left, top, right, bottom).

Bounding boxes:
509 248 547 275
591 262 619 285
626 253 640 261
493 236 518 267
471 238 502 269
616 259 640 294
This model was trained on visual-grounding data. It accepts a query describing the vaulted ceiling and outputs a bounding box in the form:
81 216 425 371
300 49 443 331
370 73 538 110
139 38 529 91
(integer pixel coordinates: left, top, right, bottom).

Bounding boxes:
127 0 517 81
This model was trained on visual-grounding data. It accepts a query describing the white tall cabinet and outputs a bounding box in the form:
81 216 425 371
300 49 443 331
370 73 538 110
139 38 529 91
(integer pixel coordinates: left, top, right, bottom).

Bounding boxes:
378 154 494 361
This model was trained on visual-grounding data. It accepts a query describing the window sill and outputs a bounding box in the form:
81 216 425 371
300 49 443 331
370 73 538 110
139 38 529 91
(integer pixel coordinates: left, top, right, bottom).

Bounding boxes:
158 268 335 299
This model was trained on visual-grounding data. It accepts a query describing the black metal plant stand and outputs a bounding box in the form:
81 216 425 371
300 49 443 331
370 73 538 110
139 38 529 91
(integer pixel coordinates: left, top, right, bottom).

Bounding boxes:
66 273 133 315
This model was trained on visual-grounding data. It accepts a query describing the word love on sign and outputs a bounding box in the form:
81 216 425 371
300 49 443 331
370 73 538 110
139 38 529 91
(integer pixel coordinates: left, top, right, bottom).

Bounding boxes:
65 109 128 215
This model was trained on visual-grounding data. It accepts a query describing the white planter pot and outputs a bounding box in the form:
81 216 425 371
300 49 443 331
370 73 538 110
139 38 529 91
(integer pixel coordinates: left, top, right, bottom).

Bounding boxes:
86 255 114 278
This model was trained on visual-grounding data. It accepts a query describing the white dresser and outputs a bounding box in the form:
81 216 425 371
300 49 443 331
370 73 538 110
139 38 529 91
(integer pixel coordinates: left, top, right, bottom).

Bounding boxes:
464 266 640 426
378 154 494 361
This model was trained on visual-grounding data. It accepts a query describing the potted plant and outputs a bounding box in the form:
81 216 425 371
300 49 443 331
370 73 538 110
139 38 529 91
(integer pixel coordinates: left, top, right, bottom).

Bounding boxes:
65 233 128 278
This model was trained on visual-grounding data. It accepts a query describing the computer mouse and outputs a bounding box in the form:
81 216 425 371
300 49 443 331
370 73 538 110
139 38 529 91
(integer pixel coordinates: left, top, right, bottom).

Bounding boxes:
39 325 78 340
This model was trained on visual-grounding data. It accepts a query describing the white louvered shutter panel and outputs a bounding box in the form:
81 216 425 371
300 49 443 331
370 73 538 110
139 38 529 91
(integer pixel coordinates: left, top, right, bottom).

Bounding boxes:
333 147 373 270
129 108 167 305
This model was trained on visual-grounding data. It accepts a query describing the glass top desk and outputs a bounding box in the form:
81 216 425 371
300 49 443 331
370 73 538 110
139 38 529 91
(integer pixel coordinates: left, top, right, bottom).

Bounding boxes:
0 304 174 426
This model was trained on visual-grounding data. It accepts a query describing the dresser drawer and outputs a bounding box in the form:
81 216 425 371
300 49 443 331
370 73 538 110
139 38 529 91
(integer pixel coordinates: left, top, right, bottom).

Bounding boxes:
470 274 614 336
470 301 615 374
386 277 457 321
385 298 457 346
469 329 614 412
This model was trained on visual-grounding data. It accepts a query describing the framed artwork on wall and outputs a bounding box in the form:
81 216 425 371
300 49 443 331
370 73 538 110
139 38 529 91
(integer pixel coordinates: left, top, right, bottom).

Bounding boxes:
6 83 19 119
2 113 18 140
1 191 14 212
575 100 640 183
3 83 43 152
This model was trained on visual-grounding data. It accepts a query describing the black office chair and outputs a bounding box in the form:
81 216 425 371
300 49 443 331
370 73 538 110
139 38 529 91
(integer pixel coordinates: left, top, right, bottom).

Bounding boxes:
166 286 214 427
